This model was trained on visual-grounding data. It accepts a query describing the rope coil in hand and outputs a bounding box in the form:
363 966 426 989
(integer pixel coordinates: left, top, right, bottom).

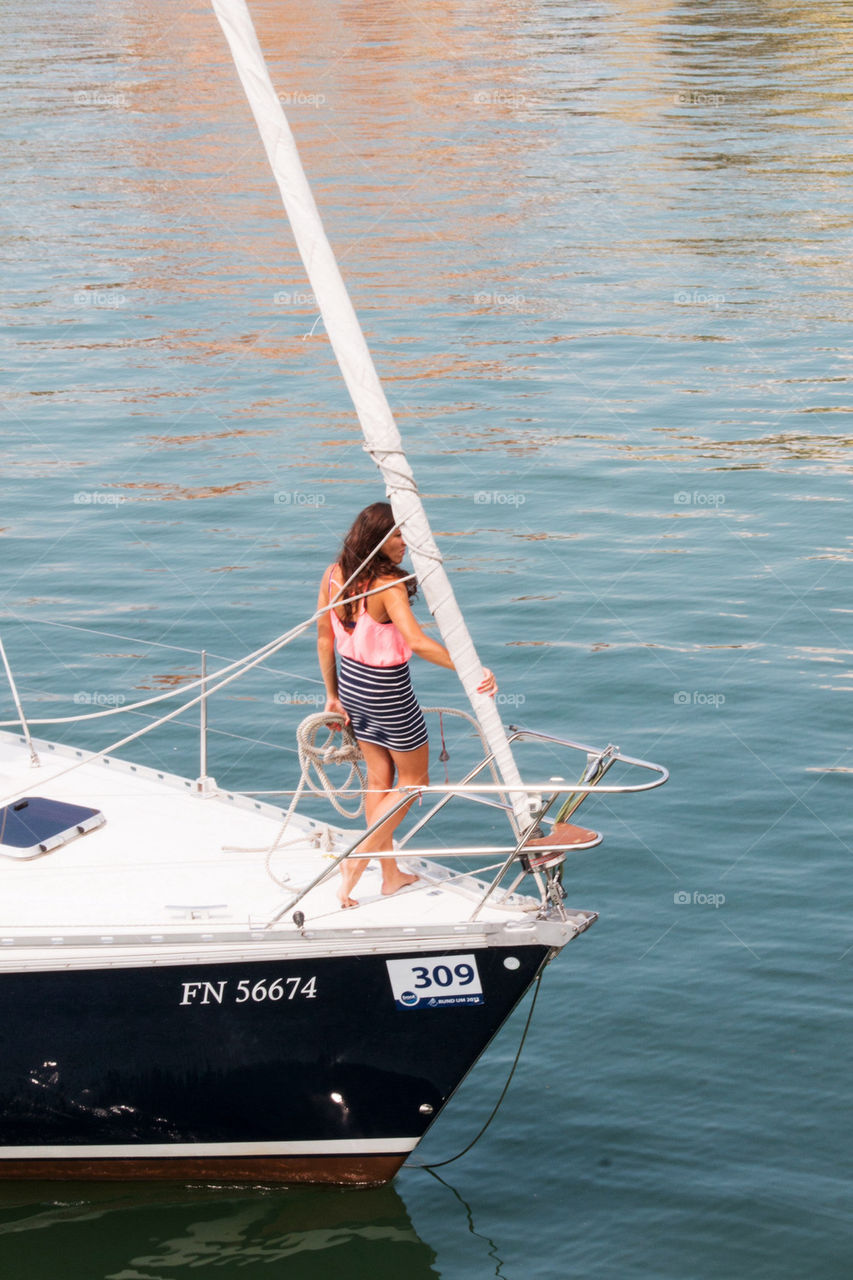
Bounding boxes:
295 712 365 819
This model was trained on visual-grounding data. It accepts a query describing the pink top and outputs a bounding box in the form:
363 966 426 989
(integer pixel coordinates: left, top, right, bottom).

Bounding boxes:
328 566 412 667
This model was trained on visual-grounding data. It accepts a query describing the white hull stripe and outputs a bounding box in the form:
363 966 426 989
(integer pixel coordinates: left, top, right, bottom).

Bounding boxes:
0 1138 419 1160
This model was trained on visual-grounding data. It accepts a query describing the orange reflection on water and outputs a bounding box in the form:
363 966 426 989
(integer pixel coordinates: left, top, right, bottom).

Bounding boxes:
115 481 261 501
122 0 542 354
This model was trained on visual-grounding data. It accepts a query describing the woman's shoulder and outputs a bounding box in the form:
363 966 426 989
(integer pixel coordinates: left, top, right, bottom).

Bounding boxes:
320 564 344 610
371 574 413 622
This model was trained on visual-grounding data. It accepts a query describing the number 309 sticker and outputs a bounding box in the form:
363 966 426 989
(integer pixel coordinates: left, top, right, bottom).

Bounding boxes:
386 954 483 1009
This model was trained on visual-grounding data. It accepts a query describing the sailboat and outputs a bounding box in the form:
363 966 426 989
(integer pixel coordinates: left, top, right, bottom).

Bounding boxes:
0 0 667 1185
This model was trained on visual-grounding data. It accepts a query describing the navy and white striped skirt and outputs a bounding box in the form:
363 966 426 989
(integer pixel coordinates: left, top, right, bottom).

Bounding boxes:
337 655 428 753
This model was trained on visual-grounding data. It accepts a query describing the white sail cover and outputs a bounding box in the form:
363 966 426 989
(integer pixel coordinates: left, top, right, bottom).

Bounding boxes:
211 0 532 829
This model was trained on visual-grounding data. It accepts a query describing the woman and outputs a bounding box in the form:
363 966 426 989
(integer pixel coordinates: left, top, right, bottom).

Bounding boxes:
317 502 497 908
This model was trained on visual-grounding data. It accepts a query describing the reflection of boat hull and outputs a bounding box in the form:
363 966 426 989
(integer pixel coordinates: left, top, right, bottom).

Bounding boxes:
0 943 552 1184
0 1178 443 1277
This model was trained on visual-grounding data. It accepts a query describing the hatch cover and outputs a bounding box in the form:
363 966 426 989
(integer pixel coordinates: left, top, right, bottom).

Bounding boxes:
0 796 105 859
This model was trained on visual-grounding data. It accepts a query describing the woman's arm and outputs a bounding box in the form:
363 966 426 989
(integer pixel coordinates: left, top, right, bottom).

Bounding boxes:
316 568 349 719
380 582 497 694
381 582 453 668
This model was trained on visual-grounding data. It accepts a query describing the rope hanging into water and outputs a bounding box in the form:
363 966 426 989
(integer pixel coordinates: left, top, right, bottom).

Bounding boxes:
408 969 544 1171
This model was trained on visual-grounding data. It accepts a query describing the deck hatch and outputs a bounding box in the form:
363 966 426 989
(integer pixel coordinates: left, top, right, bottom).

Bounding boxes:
0 796 105 858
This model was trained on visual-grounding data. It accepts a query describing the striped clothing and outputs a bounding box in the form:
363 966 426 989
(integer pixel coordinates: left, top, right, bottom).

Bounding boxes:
338 655 428 753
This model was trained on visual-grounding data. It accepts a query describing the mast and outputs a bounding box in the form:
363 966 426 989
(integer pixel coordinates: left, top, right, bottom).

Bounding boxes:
211 0 533 829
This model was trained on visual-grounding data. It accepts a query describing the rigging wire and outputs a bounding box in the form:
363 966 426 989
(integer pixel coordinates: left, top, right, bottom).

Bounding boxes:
407 968 544 1171
10 616 319 682
0 575 413 730
0 541 417 807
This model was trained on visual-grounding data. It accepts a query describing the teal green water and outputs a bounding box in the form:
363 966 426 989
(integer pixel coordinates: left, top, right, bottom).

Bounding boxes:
2 0 852 1275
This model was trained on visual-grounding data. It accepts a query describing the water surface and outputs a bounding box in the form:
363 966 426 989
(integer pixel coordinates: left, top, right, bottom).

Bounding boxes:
1 0 851 1275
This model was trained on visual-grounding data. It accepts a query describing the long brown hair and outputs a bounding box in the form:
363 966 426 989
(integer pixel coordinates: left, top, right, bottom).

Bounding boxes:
335 502 417 623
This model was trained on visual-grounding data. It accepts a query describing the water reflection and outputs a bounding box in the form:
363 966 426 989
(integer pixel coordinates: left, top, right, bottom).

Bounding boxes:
114 0 549 405
0 1182 439 1279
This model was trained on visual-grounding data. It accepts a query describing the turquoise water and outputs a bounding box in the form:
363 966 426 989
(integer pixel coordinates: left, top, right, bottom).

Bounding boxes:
2 0 852 1275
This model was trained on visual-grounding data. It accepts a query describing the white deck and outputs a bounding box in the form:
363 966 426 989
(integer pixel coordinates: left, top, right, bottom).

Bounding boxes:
0 732 593 968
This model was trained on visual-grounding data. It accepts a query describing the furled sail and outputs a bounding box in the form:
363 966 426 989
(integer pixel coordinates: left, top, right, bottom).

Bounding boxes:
211 0 532 829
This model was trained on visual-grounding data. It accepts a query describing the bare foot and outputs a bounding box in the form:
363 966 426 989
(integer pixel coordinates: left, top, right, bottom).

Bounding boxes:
381 870 419 897
338 855 368 909
337 872 359 908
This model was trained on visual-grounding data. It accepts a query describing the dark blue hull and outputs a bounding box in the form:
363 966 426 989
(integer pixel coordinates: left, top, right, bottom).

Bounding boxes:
0 942 550 1184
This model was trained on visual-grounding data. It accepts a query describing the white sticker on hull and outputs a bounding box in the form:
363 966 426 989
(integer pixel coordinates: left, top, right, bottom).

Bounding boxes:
386 954 483 1009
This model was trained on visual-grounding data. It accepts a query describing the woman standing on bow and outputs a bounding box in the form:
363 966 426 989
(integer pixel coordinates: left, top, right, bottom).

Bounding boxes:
317 502 496 908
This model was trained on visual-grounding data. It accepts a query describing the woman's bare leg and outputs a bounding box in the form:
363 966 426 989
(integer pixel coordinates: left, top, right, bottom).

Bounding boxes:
358 742 430 896
338 741 394 907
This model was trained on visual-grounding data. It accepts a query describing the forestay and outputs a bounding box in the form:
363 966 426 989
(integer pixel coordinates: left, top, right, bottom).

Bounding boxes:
210 0 533 830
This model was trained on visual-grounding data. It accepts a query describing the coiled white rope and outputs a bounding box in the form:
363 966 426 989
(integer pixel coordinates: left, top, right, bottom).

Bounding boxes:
256 712 366 886
296 713 365 819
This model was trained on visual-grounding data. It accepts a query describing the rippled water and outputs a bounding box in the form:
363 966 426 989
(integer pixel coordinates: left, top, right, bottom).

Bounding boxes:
2 0 852 1276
